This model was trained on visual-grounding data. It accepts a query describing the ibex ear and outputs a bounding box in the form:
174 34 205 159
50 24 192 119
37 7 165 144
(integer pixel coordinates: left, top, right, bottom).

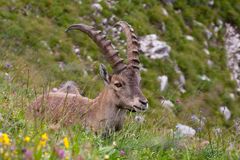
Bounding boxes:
99 64 110 84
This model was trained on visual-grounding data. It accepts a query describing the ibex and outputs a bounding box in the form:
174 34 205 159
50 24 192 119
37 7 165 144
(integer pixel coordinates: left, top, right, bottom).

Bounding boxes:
28 21 148 134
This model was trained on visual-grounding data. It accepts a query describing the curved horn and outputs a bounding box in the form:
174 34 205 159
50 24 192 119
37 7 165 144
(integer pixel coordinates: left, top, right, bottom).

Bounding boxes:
115 21 140 70
66 24 127 73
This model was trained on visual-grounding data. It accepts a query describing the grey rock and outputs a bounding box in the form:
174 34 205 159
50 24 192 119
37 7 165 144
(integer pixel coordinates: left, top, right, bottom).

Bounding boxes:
208 0 214 6
157 75 168 91
91 3 102 11
175 124 196 138
204 29 213 39
219 106 231 121
225 24 240 91
162 0 176 4
174 64 186 93
185 35 194 41
135 115 145 123
140 34 171 59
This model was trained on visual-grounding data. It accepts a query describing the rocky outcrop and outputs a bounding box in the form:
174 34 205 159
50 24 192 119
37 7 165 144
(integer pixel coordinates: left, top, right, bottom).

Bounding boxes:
161 99 174 109
139 34 171 59
219 106 231 121
175 124 196 138
225 24 240 92
174 63 186 93
157 75 168 91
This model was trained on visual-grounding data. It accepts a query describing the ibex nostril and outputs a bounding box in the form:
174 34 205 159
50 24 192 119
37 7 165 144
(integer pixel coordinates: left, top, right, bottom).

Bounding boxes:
139 99 148 106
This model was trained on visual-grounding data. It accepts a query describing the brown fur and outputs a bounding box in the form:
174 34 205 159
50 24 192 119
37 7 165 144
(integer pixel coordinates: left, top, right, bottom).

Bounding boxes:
29 86 126 134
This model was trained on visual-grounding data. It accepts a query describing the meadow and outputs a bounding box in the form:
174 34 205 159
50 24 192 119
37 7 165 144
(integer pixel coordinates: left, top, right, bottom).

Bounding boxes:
0 0 240 159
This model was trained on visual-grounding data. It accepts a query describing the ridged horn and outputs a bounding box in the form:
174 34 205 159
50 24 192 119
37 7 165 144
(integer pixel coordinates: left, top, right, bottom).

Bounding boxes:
66 24 127 73
115 21 140 70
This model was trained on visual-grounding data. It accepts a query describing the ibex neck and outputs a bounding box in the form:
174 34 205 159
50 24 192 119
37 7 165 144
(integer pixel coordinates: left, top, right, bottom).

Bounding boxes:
94 87 118 107
88 87 126 132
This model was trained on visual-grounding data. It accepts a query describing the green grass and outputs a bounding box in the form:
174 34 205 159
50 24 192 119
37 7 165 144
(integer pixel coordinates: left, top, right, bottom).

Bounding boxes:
0 0 240 159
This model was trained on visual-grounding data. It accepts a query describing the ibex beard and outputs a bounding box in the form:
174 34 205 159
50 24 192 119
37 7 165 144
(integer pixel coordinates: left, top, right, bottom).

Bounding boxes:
27 21 148 135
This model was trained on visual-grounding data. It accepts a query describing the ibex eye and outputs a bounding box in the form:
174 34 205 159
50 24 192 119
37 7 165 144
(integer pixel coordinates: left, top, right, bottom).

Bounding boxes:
114 82 122 88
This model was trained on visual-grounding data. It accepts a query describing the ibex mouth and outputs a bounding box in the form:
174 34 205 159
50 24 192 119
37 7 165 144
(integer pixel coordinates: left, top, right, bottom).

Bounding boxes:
128 108 136 112
133 105 147 112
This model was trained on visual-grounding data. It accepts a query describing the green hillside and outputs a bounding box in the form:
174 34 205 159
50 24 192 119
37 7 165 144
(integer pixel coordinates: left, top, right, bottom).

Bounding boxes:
0 0 240 159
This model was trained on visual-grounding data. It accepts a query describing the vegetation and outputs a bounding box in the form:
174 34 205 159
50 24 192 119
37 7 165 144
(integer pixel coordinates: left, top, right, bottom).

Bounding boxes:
0 0 240 159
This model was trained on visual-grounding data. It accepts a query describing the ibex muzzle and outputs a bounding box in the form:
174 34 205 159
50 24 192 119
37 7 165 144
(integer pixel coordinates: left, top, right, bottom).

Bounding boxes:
28 21 148 133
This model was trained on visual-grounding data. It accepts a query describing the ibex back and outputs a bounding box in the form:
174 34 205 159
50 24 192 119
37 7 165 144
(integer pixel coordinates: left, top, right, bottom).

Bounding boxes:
28 21 148 134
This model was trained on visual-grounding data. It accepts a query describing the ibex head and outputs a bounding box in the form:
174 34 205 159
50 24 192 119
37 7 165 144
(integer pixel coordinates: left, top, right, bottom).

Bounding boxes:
66 21 148 112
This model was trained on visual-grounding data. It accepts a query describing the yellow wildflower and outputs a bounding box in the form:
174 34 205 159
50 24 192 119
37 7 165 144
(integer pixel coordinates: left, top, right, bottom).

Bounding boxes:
24 136 30 143
38 140 47 148
112 141 117 147
4 152 10 160
44 152 50 158
38 133 48 148
41 133 48 141
104 154 110 160
0 133 11 146
65 155 70 160
63 137 70 149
